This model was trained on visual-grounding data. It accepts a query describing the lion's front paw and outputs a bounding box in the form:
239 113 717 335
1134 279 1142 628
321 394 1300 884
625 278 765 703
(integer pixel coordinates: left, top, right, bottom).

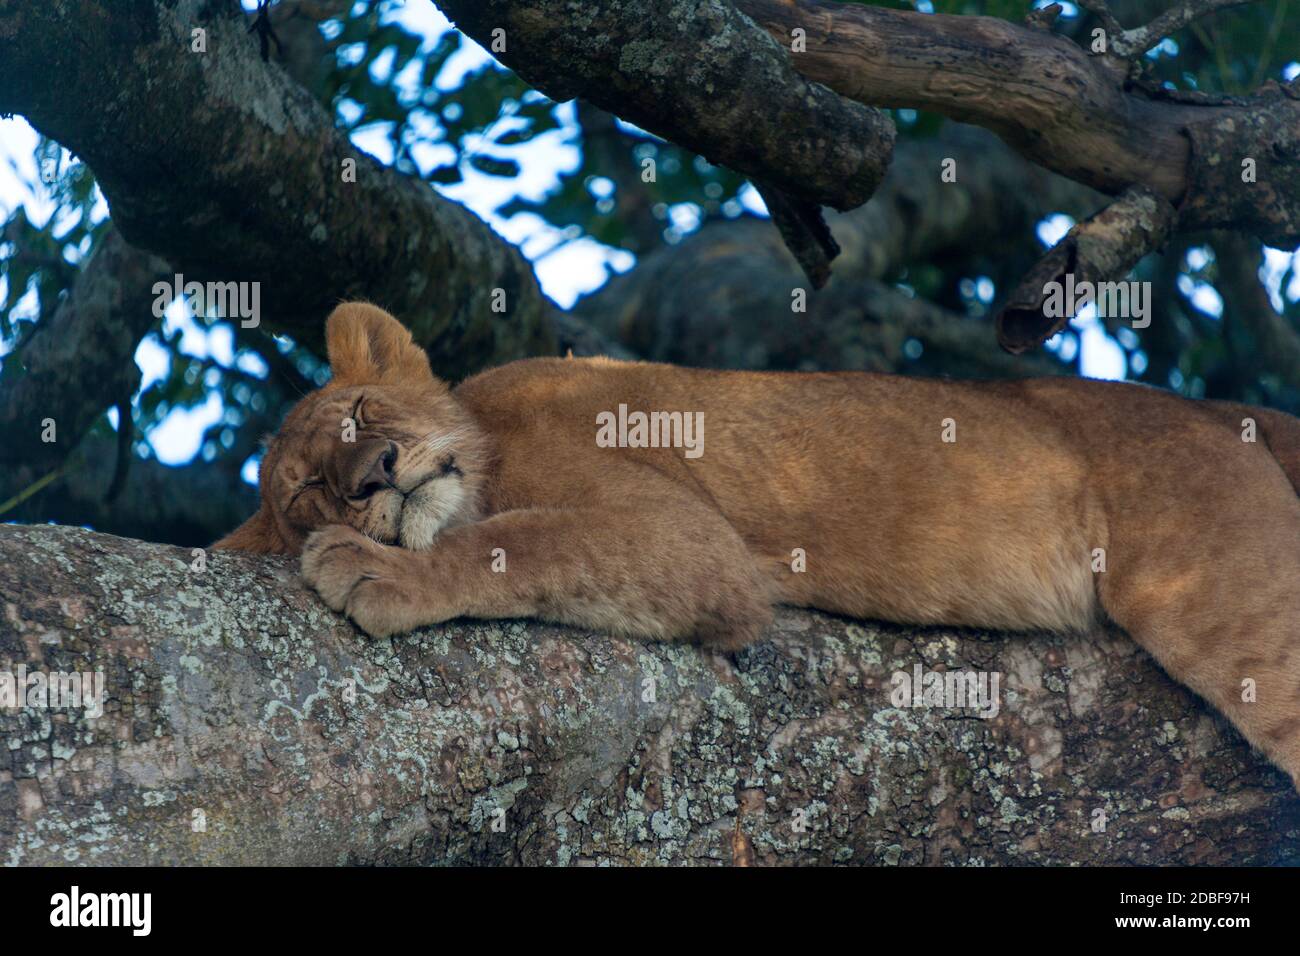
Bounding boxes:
300 525 427 638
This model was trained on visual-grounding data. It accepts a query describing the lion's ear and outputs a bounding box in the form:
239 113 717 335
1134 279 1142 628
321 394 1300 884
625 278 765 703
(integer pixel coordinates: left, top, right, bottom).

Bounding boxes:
325 301 438 387
212 507 290 554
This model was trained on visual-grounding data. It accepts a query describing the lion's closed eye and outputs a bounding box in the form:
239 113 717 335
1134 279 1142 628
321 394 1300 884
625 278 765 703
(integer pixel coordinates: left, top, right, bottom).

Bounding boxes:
288 477 323 509
350 395 372 429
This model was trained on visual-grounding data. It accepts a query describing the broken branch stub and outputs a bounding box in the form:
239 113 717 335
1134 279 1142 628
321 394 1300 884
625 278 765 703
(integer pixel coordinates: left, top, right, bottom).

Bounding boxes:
997 186 1177 354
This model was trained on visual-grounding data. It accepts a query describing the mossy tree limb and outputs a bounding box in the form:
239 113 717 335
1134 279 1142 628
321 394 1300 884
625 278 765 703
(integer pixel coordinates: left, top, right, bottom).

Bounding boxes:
2 526 1295 865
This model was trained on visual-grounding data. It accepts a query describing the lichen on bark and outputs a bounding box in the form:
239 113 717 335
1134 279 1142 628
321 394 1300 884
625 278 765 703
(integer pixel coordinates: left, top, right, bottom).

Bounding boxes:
1 525 1296 865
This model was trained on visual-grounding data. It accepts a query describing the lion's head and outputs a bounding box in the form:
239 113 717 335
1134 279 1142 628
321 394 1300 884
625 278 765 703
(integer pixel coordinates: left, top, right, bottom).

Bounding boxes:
214 302 488 555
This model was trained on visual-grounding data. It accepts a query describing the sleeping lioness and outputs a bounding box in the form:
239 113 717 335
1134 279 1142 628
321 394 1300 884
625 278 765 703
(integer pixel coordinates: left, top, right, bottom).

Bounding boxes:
217 303 1300 788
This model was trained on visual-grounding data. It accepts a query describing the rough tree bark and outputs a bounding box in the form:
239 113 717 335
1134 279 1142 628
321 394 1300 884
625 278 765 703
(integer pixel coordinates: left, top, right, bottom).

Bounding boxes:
434 0 1299 347
731 0 1300 348
735 0 1300 245
432 0 894 215
433 0 896 282
2 526 1296 866
0 0 555 376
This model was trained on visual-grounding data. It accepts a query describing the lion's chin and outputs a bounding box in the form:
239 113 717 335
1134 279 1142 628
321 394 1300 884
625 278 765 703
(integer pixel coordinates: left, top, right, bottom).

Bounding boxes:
397 477 465 551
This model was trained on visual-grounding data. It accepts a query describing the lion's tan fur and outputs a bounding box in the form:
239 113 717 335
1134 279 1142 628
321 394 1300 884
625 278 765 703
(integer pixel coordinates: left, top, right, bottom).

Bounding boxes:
217 303 1300 787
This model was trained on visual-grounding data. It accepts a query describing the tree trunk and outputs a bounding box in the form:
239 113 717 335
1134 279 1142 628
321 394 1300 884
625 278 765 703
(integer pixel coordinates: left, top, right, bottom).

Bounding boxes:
2 525 1295 866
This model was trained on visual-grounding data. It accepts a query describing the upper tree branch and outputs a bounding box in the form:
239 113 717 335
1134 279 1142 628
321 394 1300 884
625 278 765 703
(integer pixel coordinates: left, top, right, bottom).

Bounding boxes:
434 0 894 214
0 0 555 378
735 0 1300 248
432 0 894 278
0 223 264 544
1083 0 1258 58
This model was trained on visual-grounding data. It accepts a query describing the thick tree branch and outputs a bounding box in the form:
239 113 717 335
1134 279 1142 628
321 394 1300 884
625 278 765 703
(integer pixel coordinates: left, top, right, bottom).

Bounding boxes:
1177 87 1300 244
432 0 894 274
434 0 894 214
1 525 1295 865
0 0 555 378
735 0 1300 247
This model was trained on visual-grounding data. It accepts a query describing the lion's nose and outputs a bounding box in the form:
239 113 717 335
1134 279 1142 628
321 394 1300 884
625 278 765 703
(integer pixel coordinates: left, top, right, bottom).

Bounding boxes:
349 440 398 500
